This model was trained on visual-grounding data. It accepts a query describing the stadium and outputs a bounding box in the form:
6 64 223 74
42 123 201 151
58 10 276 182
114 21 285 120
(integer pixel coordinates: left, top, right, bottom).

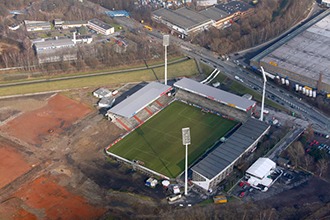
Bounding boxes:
105 78 270 191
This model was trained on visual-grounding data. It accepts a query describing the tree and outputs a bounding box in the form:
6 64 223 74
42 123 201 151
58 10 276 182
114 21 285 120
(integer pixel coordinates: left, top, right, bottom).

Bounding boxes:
316 159 328 178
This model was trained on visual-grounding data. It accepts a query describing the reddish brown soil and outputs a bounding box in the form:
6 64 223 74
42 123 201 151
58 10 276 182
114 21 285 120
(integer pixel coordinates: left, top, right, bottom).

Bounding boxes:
0 94 91 146
0 145 31 189
9 175 105 219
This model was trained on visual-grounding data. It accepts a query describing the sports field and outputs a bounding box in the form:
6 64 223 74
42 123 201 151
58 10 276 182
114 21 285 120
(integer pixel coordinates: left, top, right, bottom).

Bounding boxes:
108 101 238 178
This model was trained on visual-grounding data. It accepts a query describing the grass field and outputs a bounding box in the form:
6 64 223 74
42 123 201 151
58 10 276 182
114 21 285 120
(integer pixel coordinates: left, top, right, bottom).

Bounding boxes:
108 101 238 178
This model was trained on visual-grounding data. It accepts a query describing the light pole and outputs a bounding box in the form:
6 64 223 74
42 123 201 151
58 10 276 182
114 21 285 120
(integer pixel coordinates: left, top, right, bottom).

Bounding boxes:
163 35 169 85
260 66 267 121
182 127 191 196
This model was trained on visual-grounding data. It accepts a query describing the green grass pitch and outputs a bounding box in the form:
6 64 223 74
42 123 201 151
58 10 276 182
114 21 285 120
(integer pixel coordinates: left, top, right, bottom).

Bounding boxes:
108 101 238 178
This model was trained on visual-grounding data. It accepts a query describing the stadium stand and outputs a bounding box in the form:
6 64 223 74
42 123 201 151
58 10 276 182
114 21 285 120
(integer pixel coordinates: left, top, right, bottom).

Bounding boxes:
174 78 256 122
191 118 270 191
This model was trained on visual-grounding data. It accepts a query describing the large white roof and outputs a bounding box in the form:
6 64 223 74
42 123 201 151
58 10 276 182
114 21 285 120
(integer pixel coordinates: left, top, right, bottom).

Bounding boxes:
108 82 171 118
246 158 276 179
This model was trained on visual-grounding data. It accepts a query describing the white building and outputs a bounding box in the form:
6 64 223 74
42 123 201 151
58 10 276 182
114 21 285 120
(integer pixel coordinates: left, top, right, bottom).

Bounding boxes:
88 19 114 35
321 0 330 7
246 158 276 189
93 88 112 98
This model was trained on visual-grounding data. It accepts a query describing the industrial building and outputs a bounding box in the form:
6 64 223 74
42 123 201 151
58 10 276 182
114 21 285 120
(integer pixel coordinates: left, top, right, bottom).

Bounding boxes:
191 119 270 191
250 10 330 93
199 6 229 28
88 19 114 35
24 20 51 32
152 7 213 36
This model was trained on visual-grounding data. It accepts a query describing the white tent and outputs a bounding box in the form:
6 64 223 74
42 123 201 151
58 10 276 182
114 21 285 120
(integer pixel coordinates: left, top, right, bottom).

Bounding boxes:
246 158 276 180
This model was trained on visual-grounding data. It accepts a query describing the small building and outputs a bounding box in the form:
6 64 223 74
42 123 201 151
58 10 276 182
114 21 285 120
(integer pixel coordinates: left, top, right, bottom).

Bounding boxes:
54 19 64 28
8 23 21 31
98 97 115 108
88 19 114 35
197 0 217 7
246 158 276 189
25 20 51 32
93 88 112 98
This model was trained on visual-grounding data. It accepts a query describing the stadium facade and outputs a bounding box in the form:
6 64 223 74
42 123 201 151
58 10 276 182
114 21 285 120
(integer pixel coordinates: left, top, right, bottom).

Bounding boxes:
250 10 330 93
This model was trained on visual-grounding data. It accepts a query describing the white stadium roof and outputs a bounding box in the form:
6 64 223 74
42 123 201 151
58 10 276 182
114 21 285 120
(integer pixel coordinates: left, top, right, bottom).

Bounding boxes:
246 157 276 180
108 82 172 118
174 78 256 112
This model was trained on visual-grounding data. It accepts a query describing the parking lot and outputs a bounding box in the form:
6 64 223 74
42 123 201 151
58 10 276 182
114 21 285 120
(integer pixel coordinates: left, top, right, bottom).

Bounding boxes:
229 168 311 202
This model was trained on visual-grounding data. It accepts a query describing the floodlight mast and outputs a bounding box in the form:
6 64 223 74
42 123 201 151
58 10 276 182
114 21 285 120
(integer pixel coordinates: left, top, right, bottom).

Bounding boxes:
260 66 267 121
182 127 191 196
163 35 170 85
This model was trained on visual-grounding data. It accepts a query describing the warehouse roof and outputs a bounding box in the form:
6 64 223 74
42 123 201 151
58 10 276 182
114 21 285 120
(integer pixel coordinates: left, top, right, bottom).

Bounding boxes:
199 6 229 21
174 78 255 112
259 14 330 87
108 82 172 118
191 118 270 180
153 7 212 30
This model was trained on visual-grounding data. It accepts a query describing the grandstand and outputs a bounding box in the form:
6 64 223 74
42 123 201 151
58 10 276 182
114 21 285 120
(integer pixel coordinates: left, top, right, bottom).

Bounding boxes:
191 118 270 191
174 78 256 122
106 82 172 131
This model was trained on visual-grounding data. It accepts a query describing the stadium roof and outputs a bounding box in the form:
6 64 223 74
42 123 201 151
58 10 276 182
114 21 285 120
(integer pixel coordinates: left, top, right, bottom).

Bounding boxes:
108 82 172 118
199 6 229 21
191 118 270 180
153 7 212 31
246 158 276 179
174 78 256 112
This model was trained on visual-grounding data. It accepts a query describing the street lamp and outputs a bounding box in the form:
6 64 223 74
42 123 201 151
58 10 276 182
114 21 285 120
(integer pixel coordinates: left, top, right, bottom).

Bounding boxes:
182 127 191 196
260 66 267 121
163 35 169 85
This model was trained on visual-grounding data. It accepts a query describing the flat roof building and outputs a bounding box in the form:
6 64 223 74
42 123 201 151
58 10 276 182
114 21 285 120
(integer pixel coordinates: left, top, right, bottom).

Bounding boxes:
250 10 330 93
191 118 270 191
197 0 217 7
105 10 130 18
88 18 114 35
25 20 51 32
152 7 213 36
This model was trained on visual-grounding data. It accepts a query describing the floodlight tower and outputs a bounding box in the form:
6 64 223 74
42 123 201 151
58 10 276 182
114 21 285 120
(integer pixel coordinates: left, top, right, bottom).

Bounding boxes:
260 66 267 121
182 127 191 196
163 35 170 85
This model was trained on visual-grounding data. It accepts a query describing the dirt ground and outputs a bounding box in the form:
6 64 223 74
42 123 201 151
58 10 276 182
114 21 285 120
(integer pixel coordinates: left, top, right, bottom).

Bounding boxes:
0 94 92 146
0 144 32 189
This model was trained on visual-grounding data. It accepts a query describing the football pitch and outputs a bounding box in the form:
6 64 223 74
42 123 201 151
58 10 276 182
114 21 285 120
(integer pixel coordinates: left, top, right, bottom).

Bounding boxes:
108 101 238 178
